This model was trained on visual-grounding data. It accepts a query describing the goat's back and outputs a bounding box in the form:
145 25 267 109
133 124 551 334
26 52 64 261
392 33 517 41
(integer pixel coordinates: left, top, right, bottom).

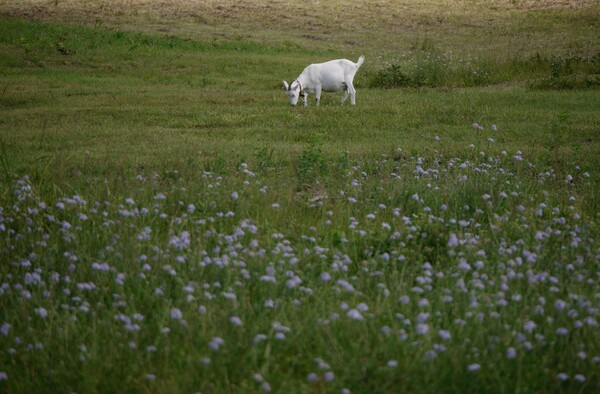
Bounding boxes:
302 58 361 79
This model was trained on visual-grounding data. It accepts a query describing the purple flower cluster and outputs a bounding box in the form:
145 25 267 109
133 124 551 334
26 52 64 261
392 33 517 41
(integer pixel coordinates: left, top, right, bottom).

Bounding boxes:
0 142 597 391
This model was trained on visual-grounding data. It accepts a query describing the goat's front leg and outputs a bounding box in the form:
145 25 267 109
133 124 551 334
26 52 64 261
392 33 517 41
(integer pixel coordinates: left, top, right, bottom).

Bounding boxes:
303 92 308 107
315 86 322 106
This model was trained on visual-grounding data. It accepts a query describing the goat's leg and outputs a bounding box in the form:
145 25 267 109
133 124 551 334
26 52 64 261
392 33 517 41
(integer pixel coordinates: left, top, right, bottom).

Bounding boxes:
315 86 322 106
347 82 357 105
341 87 349 105
303 92 308 107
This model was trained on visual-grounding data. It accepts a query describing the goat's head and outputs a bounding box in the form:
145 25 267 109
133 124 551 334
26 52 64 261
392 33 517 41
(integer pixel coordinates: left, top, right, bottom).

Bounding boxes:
282 80 300 107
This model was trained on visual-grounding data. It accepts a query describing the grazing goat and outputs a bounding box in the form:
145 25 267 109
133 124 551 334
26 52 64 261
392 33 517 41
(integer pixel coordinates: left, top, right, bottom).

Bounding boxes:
283 56 365 107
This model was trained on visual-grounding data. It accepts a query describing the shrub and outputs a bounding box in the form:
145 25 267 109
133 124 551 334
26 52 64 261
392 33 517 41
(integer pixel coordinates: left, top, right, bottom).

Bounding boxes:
369 64 413 88
532 53 600 90
369 50 490 89
297 143 328 183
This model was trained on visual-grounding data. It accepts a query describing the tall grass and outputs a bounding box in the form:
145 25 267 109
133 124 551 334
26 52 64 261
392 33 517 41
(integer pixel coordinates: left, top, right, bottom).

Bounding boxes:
369 47 600 89
1 145 598 392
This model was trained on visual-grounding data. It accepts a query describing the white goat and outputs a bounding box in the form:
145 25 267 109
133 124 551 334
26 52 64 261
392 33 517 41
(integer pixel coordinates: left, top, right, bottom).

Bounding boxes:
283 56 365 107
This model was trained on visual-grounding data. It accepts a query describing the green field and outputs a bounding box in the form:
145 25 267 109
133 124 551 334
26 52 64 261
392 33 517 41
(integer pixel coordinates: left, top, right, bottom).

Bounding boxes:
1 1 600 392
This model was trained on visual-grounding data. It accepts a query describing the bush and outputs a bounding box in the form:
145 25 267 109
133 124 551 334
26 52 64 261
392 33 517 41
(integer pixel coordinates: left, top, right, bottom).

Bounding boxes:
297 143 328 184
532 53 600 90
370 50 600 90
369 64 413 88
369 50 490 89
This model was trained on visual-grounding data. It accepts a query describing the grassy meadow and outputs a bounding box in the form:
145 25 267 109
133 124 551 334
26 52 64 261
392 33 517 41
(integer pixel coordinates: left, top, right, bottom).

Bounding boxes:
1 1 600 392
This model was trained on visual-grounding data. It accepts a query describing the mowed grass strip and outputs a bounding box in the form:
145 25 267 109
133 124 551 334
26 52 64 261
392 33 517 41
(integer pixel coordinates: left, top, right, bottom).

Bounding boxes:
1 18 599 185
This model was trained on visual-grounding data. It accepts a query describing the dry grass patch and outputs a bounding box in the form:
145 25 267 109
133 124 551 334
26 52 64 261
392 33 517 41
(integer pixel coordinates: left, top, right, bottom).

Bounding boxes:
2 0 598 57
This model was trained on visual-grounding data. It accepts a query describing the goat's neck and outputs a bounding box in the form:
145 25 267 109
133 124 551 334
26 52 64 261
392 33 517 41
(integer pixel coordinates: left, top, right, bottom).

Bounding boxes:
295 74 309 91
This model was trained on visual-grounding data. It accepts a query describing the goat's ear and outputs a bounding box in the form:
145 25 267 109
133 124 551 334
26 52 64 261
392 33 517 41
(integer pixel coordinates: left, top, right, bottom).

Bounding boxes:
292 83 300 91
282 80 289 91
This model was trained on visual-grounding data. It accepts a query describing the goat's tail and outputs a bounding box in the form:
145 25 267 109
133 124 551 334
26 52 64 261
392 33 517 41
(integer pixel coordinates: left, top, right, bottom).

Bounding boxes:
356 55 365 68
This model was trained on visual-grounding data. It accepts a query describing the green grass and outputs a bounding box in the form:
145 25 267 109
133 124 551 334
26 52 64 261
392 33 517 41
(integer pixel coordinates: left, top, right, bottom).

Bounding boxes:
1 1 600 392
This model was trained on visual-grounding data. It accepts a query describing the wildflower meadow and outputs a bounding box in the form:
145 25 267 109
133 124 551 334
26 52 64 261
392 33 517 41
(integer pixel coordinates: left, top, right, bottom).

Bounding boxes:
1 1 599 393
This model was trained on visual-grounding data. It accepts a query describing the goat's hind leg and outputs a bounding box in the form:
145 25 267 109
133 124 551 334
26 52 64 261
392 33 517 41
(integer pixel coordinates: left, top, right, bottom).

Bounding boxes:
340 84 349 105
347 81 357 105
